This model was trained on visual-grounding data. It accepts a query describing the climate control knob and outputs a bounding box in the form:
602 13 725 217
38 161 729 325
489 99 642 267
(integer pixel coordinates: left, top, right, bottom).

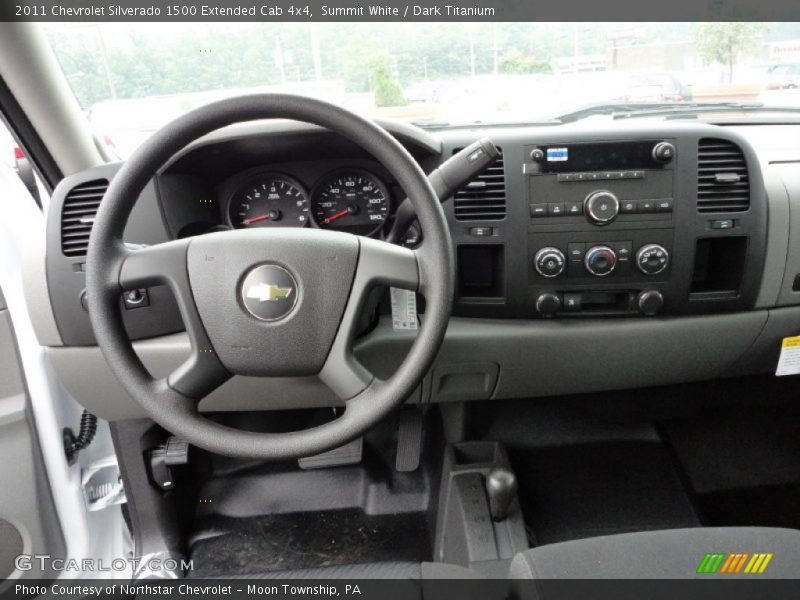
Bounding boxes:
584 191 620 225
534 247 566 278
636 244 670 275
584 245 617 277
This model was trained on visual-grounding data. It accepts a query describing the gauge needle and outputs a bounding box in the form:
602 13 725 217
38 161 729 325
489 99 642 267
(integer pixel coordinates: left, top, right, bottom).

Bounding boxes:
322 208 350 225
242 213 271 225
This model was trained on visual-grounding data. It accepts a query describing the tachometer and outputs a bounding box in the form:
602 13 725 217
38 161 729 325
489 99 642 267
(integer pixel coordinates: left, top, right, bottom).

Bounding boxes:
229 174 309 229
311 170 390 237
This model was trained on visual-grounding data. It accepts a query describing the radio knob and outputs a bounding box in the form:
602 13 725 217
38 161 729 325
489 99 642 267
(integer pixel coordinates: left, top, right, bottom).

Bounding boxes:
584 191 620 225
636 244 670 275
535 292 561 316
584 245 617 277
652 141 676 163
637 289 664 316
534 247 566 278
530 147 545 161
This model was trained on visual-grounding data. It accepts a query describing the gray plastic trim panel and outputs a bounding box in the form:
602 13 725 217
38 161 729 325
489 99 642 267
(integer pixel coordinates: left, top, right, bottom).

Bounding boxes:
46 308 793 420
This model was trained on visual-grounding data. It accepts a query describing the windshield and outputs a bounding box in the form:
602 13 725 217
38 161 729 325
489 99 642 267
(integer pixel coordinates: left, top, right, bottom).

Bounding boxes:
44 22 800 158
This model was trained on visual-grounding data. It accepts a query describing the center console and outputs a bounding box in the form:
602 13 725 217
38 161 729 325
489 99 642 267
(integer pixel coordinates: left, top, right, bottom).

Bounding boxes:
449 126 767 320
526 139 677 316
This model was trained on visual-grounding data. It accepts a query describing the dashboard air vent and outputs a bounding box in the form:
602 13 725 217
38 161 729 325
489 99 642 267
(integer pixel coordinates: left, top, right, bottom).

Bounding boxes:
453 149 506 220
60 179 108 257
697 139 749 213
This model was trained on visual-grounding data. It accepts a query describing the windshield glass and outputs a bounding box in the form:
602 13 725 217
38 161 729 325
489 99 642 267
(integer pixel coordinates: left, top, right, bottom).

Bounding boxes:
44 22 800 158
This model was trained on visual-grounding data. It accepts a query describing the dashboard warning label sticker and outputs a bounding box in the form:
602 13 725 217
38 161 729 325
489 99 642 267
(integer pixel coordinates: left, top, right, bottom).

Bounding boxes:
390 287 418 331
776 336 800 376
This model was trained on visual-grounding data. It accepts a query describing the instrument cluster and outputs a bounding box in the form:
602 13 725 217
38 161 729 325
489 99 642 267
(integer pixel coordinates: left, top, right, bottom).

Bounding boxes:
226 168 391 237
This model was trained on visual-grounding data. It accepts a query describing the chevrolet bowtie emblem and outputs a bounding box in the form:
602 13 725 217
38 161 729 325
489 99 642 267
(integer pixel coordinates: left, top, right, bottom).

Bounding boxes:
246 283 293 302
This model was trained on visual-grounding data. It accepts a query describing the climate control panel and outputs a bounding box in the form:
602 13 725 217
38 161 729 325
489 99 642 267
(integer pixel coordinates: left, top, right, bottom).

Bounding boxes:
527 229 673 317
531 236 671 281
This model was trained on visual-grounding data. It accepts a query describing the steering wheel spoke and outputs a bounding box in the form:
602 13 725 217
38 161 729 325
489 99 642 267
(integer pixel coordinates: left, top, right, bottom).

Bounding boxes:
319 238 419 401
119 240 231 399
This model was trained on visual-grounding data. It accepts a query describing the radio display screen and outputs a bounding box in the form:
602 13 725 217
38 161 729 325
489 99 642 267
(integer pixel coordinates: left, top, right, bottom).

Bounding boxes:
533 140 666 173
546 147 569 162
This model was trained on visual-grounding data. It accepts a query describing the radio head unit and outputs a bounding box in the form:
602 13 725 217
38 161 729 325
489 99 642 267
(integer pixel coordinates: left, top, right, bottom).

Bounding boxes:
528 139 675 174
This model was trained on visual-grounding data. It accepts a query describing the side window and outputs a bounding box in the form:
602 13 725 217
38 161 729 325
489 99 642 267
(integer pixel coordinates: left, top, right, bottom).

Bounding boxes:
0 119 41 206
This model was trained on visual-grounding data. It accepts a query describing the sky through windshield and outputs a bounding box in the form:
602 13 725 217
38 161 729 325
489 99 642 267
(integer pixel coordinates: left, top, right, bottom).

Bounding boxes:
43 21 800 156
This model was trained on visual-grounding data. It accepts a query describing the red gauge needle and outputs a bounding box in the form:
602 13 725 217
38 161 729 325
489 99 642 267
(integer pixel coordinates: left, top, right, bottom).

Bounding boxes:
242 213 271 225
323 208 350 225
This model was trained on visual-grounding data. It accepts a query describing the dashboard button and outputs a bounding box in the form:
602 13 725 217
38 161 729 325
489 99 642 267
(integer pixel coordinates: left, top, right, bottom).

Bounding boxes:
615 241 633 261
567 242 586 262
620 200 637 213
530 204 548 218
655 199 673 212
710 219 734 229
530 148 545 161
565 202 583 215
563 293 582 312
638 200 655 212
469 227 493 237
548 202 566 216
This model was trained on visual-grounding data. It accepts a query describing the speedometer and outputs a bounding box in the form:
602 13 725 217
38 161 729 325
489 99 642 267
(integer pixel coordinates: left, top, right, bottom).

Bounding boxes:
311 170 390 237
229 174 309 229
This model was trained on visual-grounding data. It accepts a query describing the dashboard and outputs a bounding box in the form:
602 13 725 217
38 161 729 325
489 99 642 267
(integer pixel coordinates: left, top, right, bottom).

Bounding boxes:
34 115 800 418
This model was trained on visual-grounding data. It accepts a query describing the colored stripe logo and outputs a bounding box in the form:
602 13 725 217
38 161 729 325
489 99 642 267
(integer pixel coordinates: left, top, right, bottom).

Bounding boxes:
696 552 773 574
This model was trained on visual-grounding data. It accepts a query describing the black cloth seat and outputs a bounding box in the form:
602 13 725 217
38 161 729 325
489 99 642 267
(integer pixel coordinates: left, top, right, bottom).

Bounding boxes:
510 527 800 585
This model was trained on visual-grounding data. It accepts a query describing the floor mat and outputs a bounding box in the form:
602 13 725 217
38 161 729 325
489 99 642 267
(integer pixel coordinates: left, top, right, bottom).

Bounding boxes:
510 441 701 545
661 407 800 531
662 410 800 494
188 509 431 577
696 484 800 530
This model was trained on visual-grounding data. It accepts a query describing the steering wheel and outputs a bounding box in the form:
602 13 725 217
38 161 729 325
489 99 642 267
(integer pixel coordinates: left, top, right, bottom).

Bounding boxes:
85 95 454 459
